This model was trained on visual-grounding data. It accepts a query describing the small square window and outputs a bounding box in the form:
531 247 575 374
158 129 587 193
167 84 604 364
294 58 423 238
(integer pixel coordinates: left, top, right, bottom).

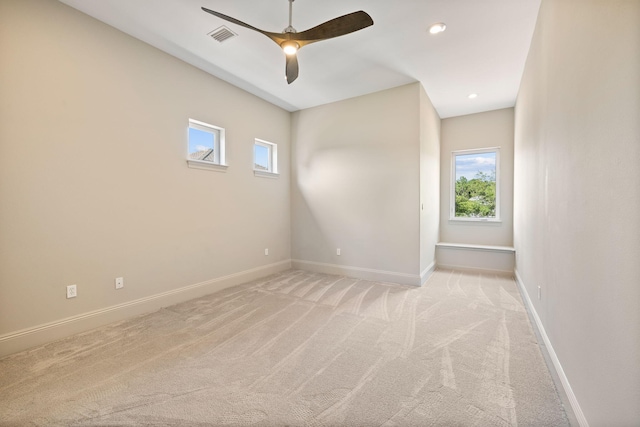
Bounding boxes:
451 148 500 221
187 119 226 171
254 139 278 177
254 143 270 171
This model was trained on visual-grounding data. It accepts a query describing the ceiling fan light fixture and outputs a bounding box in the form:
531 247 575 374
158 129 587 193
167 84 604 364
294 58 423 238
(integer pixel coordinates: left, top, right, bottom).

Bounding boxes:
429 22 447 34
281 40 299 55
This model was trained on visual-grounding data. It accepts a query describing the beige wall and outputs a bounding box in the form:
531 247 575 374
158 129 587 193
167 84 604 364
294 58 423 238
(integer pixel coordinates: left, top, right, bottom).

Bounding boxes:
0 0 291 345
419 85 441 277
439 108 514 247
291 83 440 284
514 0 640 424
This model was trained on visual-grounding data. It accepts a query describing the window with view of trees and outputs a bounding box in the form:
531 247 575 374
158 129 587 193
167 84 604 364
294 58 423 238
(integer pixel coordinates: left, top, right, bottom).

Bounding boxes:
451 148 500 220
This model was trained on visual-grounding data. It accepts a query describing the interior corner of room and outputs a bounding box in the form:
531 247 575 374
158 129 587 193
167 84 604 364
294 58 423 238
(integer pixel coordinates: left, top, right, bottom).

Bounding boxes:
0 0 638 426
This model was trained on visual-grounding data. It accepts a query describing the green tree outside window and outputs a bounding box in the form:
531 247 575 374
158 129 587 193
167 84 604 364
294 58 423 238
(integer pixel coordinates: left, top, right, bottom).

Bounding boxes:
453 150 498 219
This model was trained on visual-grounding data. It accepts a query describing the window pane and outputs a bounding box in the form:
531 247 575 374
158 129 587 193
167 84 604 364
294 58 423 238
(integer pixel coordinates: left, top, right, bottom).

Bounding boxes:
188 127 215 162
254 144 270 171
454 151 496 218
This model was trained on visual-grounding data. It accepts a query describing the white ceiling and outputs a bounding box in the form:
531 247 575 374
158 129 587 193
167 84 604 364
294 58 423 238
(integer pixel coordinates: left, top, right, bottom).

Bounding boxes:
58 0 541 118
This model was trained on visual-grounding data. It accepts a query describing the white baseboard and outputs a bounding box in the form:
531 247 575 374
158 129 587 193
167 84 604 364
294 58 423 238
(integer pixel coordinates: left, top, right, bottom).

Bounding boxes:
420 261 436 286
436 263 515 275
0 260 292 358
292 259 421 286
514 269 589 427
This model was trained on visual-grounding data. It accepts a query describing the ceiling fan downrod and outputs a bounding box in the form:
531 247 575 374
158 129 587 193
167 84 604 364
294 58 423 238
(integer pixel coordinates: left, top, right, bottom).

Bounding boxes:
284 0 296 33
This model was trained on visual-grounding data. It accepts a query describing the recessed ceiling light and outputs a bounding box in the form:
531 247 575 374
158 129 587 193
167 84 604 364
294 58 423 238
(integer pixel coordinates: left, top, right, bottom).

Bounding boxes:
428 22 447 34
468 93 478 99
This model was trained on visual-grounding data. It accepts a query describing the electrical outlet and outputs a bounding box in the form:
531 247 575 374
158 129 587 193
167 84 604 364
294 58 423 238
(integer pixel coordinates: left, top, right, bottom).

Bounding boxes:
537 286 541 300
115 277 124 289
264 248 269 256
66 284 77 299
337 248 341 256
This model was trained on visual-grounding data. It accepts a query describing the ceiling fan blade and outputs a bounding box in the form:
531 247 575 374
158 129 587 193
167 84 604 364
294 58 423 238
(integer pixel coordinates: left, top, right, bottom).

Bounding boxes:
293 11 373 47
201 7 287 45
285 53 299 84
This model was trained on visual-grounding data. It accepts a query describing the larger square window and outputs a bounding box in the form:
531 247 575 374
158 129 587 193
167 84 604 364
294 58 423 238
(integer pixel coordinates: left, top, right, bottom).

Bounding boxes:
187 119 226 171
451 148 500 220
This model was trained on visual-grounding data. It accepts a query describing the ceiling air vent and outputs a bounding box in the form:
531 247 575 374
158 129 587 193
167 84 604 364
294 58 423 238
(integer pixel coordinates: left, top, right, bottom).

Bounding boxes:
208 26 237 43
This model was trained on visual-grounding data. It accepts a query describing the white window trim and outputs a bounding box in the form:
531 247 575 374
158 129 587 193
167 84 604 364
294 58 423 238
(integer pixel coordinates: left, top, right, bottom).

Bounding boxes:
187 118 227 171
254 169 279 178
253 138 279 178
450 147 500 222
187 160 228 172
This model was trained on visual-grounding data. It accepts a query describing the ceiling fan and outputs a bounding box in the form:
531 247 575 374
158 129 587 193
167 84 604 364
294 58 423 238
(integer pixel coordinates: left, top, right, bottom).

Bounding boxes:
202 0 374 84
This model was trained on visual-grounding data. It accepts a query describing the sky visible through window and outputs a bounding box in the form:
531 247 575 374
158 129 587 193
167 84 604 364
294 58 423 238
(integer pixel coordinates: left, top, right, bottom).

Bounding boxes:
455 152 496 180
254 144 269 169
188 127 214 155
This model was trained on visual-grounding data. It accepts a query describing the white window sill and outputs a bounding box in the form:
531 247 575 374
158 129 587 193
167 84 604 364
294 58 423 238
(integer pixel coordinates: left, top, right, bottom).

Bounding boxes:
436 242 515 253
187 160 228 172
449 217 502 224
254 170 279 179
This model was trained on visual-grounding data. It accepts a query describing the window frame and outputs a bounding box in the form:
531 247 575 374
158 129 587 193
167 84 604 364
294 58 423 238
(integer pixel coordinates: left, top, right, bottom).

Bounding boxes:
450 147 501 222
253 138 278 178
187 118 227 171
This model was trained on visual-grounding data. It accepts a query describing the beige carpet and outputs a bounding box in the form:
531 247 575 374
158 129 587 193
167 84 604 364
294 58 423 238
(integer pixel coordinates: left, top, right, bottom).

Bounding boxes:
0 269 570 426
